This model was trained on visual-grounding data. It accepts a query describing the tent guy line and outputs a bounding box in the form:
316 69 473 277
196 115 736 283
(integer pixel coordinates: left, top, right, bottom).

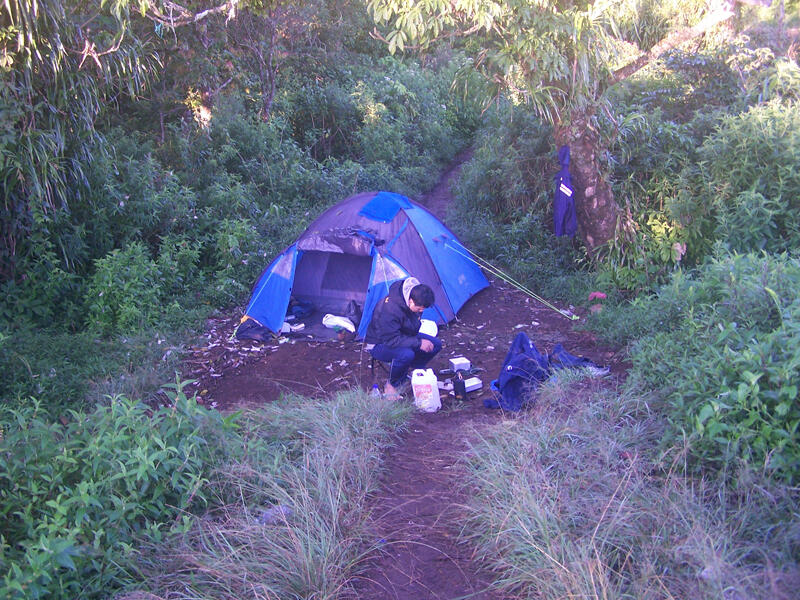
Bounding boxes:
441 239 579 321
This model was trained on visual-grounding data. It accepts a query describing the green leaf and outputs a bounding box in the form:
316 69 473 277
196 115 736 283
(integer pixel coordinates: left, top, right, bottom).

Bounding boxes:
697 403 715 425
54 544 79 570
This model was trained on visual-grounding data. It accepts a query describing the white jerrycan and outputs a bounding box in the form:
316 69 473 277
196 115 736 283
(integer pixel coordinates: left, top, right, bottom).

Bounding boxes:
411 368 441 413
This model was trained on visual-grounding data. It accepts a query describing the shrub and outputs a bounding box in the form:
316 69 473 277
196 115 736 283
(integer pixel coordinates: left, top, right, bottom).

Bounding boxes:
0 384 231 599
725 40 800 106
206 218 265 306
599 107 706 291
455 104 553 217
749 58 800 104
0 239 82 330
156 234 202 299
76 130 200 262
628 252 800 480
611 47 740 123
697 101 800 255
715 190 787 253
84 242 162 335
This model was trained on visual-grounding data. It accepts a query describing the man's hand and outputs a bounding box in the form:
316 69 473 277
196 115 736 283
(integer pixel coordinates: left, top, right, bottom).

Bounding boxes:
420 339 434 352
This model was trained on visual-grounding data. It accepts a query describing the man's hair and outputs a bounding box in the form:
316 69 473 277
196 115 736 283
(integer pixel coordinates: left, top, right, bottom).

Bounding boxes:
410 283 435 308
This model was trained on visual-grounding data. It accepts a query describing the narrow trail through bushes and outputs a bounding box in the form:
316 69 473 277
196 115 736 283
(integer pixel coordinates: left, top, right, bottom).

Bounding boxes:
190 153 627 599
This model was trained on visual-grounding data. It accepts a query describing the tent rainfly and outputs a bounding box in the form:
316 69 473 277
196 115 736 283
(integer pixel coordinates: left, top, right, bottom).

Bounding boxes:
242 190 489 338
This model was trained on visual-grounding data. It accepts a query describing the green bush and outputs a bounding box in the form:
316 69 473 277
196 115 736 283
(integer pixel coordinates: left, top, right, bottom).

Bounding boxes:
455 104 553 216
604 44 799 285
726 40 800 105
85 242 162 335
611 47 740 123
715 190 787 253
156 234 203 299
73 131 201 263
696 102 800 255
0 240 82 330
749 58 800 104
600 105 712 290
627 253 800 480
0 385 232 599
279 53 471 175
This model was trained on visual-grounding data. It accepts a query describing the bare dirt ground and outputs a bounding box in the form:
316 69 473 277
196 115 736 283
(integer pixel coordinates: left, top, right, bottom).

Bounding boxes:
183 154 627 599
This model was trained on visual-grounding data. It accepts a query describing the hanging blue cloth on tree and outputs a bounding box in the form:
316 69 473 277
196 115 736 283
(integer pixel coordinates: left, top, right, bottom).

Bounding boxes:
553 145 577 237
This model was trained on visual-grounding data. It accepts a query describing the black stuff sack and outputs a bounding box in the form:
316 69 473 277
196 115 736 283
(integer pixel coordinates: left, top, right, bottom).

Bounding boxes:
235 317 274 342
344 300 363 328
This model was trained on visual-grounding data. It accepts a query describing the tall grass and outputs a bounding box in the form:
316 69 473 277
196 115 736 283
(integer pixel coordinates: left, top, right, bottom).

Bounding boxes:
0 324 200 411
458 371 799 599
124 390 411 600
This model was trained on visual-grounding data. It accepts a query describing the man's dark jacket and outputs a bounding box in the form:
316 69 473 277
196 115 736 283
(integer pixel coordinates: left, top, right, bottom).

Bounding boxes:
365 279 421 349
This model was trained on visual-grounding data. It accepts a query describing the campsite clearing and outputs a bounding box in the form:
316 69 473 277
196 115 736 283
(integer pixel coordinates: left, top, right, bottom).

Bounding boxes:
188 276 623 412
182 156 627 599
185 273 625 598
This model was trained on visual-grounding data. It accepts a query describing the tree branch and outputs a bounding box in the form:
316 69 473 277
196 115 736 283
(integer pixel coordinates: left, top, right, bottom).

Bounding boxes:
146 0 240 29
610 1 737 85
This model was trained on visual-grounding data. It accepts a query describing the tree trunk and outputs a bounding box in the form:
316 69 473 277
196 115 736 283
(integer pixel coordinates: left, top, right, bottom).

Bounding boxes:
554 110 617 250
259 22 278 122
568 0 746 250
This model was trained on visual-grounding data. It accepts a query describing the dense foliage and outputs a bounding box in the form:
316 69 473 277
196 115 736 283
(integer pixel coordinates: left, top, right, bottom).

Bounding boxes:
0 384 224 598
2 1 799 598
452 10 800 480
2 51 475 336
0 0 157 281
590 253 800 479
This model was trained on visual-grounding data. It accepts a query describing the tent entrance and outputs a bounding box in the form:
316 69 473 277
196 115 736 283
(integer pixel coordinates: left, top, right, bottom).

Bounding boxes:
290 251 372 338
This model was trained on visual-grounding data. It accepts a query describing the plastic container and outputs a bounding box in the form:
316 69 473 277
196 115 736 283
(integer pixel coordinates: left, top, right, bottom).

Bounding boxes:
369 384 381 398
450 356 471 372
411 368 441 412
464 377 483 392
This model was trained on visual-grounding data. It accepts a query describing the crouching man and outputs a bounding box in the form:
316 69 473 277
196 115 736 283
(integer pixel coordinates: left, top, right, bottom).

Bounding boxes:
365 277 442 399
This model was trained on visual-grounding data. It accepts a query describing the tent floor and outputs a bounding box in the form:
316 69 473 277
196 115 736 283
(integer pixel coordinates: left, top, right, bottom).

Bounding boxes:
286 310 358 342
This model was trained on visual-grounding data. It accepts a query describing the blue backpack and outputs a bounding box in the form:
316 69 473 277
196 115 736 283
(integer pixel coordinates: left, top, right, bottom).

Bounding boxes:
485 331 602 411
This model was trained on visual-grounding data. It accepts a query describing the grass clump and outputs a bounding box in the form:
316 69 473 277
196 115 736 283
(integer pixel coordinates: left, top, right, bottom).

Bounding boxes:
125 389 411 600
458 372 799 599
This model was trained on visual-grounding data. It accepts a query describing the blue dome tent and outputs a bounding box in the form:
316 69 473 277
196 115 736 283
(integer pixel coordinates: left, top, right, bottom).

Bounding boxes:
241 191 489 339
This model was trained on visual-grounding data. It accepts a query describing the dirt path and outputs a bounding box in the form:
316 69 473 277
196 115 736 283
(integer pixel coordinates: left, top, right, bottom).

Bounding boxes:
188 153 625 599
